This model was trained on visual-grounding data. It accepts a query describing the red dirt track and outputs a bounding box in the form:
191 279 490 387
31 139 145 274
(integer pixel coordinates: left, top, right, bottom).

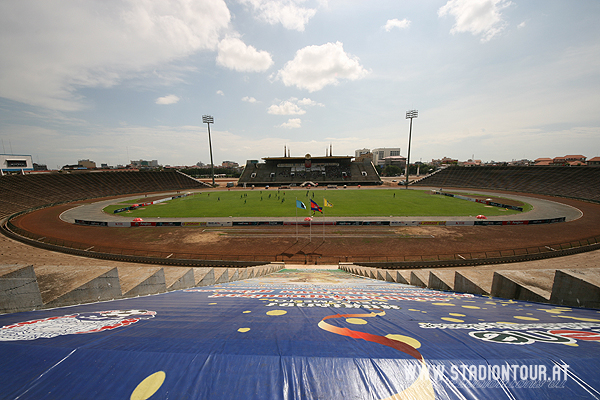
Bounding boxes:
11 191 600 263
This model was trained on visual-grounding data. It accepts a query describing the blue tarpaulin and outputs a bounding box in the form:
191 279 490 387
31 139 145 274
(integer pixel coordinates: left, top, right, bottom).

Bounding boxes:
1 269 599 399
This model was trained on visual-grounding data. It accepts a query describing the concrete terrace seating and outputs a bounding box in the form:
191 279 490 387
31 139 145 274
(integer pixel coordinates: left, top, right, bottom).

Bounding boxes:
0 263 285 314
0 171 208 219
340 264 600 309
412 166 600 203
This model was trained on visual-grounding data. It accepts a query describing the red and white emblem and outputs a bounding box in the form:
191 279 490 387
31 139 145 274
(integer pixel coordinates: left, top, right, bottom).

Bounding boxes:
0 310 156 341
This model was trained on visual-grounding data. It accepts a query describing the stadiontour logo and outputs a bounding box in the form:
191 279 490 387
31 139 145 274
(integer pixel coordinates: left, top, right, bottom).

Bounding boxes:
0 310 156 341
425 363 570 389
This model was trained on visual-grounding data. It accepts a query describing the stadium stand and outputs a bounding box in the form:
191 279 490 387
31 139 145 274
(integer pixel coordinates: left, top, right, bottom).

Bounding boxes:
0 170 209 219
238 154 381 187
412 166 600 203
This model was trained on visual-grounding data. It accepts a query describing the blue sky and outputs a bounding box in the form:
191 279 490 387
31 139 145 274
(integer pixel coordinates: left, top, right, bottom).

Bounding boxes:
1 0 599 169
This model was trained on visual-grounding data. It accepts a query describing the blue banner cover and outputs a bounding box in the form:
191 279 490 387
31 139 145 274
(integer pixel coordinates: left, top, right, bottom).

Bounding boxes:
1 269 599 399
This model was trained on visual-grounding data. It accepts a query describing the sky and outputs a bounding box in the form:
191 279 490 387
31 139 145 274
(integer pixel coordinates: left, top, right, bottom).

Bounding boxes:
1 0 599 169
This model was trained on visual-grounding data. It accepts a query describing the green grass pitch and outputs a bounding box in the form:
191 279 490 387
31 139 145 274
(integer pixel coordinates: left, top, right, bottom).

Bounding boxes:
103 189 530 218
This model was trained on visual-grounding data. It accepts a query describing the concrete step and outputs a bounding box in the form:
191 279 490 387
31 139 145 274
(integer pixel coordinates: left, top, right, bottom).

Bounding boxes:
195 267 215 286
227 268 240 282
35 265 120 305
454 270 495 296
238 268 249 280
384 270 397 283
410 270 429 288
491 270 554 303
550 269 600 308
0 265 43 314
213 268 229 284
396 270 411 284
40 266 122 308
428 270 455 292
117 267 166 297
164 267 195 291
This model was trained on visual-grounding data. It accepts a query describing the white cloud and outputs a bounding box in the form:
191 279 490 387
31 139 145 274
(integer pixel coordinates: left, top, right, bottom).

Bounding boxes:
216 90 225 96
268 100 306 115
155 95 180 105
0 0 231 111
238 0 317 31
297 97 324 107
384 18 411 32
277 42 369 92
278 118 302 129
216 37 274 72
438 0 512 42
242 96 258 103
518 21 526 29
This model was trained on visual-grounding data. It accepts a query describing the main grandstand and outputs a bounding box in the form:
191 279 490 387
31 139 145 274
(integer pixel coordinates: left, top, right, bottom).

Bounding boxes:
238 153 381 187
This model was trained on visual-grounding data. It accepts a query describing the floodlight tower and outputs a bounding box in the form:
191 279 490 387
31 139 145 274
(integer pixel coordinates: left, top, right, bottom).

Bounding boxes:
202 115 215 187
404 110 418 189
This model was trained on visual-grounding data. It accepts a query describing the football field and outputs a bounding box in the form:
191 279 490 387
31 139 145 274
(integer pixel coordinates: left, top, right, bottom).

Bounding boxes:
103 189 530 218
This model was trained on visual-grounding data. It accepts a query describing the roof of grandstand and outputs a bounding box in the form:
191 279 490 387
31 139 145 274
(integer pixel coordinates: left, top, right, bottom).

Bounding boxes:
263 155 353 161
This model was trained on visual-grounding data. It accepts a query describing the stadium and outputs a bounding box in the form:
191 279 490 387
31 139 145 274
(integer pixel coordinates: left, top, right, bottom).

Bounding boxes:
2 162 600 309
2 160 600 399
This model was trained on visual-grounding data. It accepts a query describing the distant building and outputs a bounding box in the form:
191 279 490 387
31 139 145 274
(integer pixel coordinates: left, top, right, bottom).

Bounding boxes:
372 148 401 167
535 155 587 166
131 160 159 168
587 157 600 166
509 159 532 166
534 158 553 166
563 155 586 166
431 157 458 167
355 148 370 158
78 159 96 169
383 155 406 169
564 155 587 163
221 161 239 169
1 154 34 174
355 152 373 163
458 159 482 167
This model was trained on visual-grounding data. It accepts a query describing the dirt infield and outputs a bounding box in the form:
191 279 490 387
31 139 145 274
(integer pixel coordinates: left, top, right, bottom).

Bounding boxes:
9 189 600 264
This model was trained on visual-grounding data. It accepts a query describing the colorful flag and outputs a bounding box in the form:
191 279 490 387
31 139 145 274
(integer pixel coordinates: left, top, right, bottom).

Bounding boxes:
296 200 307 210
310 199 322 213
324 198 333 207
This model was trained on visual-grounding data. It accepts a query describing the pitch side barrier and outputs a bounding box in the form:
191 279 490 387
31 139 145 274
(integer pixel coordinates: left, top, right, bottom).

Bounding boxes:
74 217 566 227
112 192 192 214
432 190 524 211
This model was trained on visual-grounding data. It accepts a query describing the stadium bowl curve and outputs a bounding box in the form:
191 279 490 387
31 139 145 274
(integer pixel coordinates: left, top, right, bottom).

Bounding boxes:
5 188 600 267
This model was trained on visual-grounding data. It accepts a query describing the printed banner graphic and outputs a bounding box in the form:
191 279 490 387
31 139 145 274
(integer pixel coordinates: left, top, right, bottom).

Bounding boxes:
0 270 599 399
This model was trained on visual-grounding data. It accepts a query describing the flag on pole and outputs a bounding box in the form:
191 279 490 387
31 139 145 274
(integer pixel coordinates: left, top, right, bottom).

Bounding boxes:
296 200 307 210
324 198 333 207
310 199 323 213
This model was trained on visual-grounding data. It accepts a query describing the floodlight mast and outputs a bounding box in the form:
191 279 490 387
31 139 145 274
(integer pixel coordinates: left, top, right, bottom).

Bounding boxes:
404 110 418 189
202 115 215 187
